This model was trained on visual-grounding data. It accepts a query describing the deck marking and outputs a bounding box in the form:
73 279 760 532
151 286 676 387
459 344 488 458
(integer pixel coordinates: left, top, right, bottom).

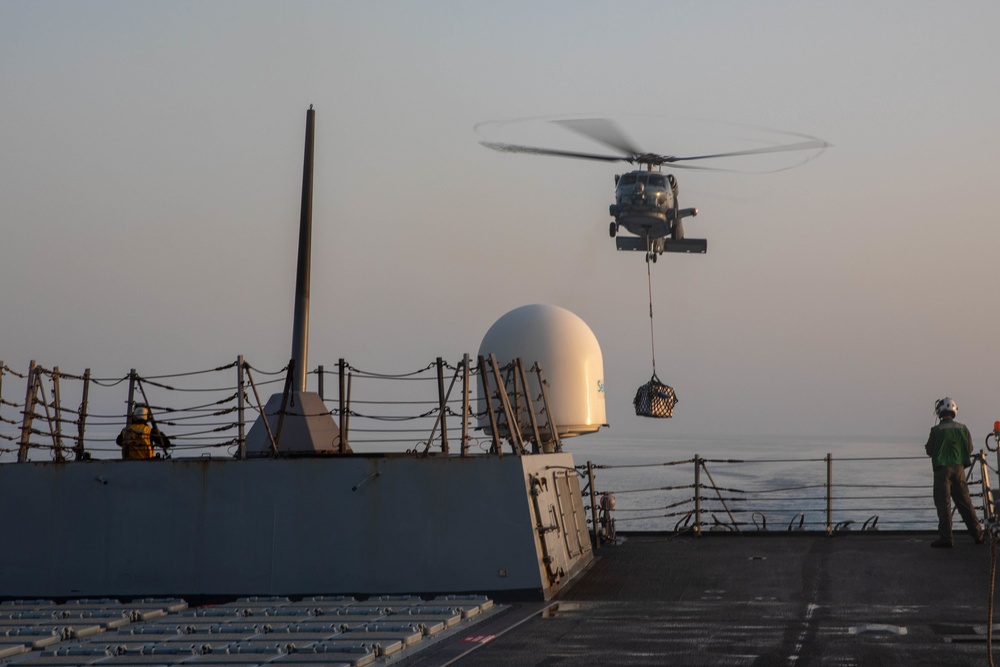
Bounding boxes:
787 602 820 666
460 634 497 644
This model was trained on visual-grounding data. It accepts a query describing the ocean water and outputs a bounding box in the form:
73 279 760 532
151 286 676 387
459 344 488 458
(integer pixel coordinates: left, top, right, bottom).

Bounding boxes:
562 431 997 532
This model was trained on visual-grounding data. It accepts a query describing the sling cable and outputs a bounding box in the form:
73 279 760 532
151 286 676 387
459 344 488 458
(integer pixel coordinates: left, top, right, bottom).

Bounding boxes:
632 257 678 418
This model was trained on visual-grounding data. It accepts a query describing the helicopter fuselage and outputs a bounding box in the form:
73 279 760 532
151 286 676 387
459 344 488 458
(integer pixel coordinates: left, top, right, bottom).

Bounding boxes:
609 170 697 245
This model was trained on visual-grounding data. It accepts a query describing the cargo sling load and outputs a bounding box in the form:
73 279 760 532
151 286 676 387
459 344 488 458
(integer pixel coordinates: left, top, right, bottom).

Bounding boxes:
634 248 678 418
634 374 677 418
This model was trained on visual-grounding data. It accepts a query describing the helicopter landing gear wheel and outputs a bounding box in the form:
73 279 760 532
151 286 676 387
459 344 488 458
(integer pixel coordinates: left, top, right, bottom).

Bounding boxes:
609 222 617 238
651 252 657 263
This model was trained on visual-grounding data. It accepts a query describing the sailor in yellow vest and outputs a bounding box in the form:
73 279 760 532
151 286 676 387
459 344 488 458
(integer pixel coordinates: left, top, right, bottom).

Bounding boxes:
117 405 171 460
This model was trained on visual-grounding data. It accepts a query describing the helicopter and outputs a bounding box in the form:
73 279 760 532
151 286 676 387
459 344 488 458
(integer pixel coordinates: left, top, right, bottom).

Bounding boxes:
481 118 827 262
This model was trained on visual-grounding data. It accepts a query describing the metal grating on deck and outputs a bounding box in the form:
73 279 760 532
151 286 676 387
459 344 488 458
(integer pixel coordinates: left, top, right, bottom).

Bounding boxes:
0 595 499 666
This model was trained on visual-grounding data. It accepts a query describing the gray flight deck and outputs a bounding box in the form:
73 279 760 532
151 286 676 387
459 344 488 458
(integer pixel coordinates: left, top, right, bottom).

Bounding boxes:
417 532 999 667
4 534 998 666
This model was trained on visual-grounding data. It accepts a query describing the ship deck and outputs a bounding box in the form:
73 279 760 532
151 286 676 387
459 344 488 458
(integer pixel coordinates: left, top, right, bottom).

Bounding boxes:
412 531 999 666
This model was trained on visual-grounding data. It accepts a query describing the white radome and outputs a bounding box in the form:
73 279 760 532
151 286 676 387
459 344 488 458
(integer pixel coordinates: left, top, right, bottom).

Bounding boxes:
478 304 606 440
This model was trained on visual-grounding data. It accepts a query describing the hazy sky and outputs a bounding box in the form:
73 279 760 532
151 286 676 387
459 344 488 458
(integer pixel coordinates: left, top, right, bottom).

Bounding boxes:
2 1 998 441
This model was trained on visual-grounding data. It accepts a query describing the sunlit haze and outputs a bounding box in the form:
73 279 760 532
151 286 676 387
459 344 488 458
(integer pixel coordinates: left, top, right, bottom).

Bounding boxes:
2 2 998 441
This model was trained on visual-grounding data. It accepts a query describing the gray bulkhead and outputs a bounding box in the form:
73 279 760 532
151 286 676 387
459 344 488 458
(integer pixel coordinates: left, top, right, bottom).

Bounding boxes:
0 453 592 599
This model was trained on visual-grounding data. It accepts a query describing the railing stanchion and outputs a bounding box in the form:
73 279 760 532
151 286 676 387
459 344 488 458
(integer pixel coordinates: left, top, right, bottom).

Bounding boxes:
461 353 470 457
272 360 294 452
694 454 702 536
120 368 137 461
489 354 524 455
979 449 994 523
74 368 90 461
826 452 833 535
478 355 502 456
17 360 37 463
338 359 347 454
995 445 1000 508
51 367 64 462
436 357 448 454
237 356 246 460
534 365 562 454
345 371 353 449
517 359 542 454
587 461 600 550
245 366 278 456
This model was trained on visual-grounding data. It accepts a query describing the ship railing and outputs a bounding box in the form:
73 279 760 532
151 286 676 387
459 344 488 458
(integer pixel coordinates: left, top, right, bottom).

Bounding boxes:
316 353 561 456
580 451 997 541
0 354 559 462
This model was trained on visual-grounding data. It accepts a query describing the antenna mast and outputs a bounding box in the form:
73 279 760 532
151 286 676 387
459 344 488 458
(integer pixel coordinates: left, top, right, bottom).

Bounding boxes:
290 105 315 393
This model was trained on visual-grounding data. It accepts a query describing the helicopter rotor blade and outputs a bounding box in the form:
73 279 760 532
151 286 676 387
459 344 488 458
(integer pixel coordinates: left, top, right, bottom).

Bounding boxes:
480 118 829 172
664 138 829 163
666 163 739 172
553 118 643 157
480 141 626 163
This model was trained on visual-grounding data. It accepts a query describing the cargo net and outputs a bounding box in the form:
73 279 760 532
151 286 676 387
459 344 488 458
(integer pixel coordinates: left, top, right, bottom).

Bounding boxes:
633 374 677 418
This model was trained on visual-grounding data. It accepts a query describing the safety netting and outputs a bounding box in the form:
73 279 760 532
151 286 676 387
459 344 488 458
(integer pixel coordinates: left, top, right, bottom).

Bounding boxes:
633 374 677 418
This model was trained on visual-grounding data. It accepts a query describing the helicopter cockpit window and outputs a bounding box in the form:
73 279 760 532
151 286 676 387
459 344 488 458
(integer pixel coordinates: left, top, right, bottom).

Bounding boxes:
647 175 666 188
620 173 638 186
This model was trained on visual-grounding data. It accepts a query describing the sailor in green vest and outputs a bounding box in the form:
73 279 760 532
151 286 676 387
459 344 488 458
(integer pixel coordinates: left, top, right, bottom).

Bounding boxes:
925 397 984 548
117 405 171 460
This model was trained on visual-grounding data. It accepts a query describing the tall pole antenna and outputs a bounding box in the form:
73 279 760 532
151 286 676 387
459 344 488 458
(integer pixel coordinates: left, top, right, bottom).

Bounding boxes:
290 105 315 393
